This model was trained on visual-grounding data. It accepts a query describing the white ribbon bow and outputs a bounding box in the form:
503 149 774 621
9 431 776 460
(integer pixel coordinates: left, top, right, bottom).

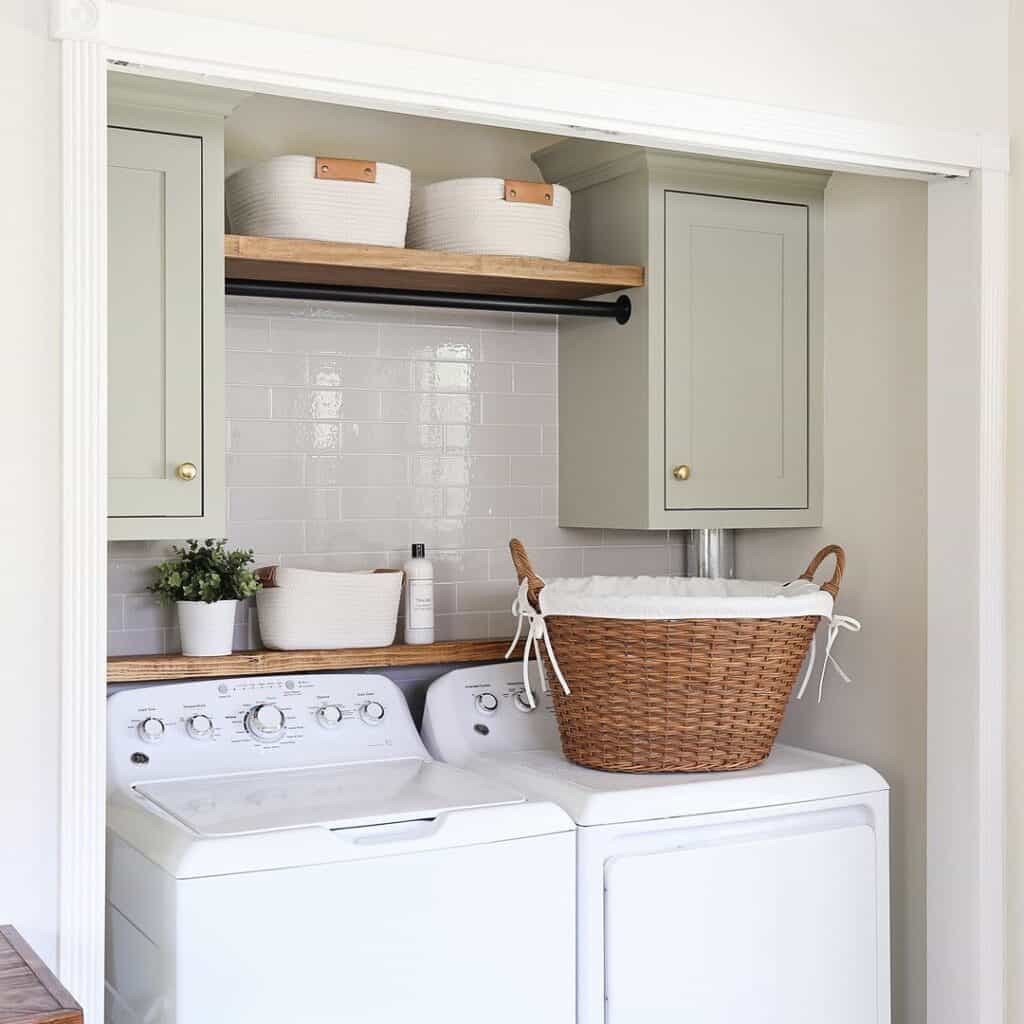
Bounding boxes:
795 613 862 703
504 578 571 707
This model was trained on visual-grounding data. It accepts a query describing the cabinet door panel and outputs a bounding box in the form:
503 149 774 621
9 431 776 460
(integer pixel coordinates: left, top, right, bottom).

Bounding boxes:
664 192 807 510
108 127 203 518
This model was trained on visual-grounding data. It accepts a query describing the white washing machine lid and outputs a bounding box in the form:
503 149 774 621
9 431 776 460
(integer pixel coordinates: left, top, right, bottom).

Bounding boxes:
468 744 888 827
135 757 525 837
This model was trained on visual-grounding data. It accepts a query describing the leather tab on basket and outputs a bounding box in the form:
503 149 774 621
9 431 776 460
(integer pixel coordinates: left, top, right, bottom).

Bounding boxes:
503 179 554 205
315 157 378 183
255 566 279 588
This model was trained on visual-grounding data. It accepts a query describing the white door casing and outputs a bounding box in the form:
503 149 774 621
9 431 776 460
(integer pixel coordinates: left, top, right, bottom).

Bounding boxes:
50 2 1008 1022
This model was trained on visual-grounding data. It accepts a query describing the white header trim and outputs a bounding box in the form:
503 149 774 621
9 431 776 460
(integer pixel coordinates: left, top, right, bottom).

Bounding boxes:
101 1 999 178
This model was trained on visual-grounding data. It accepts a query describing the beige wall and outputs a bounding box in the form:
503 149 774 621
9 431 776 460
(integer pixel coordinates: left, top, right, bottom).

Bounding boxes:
0 0 63 966
224 93 560 184
737 173 928 1024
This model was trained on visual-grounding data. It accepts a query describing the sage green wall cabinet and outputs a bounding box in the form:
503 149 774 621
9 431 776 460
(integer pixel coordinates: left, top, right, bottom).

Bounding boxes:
107 78 244 540
534 142 827 530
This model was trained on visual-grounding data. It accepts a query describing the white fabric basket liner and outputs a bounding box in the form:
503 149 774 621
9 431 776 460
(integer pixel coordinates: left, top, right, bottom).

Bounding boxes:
407 177 571 260
536 575 834 621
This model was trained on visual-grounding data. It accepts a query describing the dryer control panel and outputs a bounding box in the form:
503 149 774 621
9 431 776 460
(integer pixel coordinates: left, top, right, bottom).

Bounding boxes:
421 664 560 766
107 674 427 795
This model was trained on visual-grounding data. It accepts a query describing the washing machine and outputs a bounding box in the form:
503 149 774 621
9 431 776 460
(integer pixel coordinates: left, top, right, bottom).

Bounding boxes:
422 663 891 1024
105 673 575 1024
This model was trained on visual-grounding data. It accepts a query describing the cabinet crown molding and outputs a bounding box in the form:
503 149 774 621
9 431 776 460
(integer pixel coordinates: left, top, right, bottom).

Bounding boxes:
533 139 831 194
107 70 251 118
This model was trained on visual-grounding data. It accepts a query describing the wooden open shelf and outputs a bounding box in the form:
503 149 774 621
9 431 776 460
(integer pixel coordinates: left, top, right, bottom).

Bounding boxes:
108 638 517 684
225 234 645 300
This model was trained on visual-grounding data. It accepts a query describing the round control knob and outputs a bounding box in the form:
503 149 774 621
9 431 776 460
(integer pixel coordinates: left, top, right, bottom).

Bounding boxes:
245 703 286 741
475 692 499 715
137 716 165 743
186 713 214 739
316 704 344 729
514 692 535 713
359 701 385 726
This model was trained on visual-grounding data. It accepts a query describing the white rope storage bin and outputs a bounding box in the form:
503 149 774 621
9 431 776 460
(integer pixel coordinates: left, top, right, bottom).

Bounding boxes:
226 155 411 247
255 566 403 650
408 178 571 260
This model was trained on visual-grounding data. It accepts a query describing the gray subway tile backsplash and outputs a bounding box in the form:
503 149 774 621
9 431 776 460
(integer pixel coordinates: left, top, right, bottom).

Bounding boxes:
108 300 681 654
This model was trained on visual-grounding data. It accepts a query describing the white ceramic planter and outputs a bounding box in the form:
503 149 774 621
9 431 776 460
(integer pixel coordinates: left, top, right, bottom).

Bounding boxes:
176 599 238 657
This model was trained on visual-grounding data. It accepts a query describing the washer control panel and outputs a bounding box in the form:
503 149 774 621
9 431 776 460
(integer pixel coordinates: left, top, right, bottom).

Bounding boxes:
421 663 560 766
107 673 424 795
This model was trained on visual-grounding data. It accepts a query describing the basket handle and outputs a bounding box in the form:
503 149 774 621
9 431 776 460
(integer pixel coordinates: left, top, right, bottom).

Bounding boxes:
798 545 846 598
509 538 545 610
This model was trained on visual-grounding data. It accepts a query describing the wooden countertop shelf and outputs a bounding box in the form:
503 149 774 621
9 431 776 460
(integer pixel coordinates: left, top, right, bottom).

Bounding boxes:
225 234 645 300
108 638 516 684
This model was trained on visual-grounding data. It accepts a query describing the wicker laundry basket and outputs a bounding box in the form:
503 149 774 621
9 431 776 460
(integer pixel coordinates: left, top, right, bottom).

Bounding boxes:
509 539 845 773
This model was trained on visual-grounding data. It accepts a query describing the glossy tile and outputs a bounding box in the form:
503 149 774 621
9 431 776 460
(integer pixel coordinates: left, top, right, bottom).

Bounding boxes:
457 579 517 614
109 302 682 657
482 328 555 363
124 594 173 630
229 487 339 522
444 424 543 454
379 323 482 361
309 355 411 390
270 318 379 356
482 393 556 426
341 487 444 518
227 454 305 486
444 486 543 517
227 351 306 386
415 361 513 393
339 421 443 452
513 363 556 395
229 420 340 452
226 385 271 419
228 521 306 554
414 455 510 487
510 455 557 486
108 628 168 657
306 519 412 553
226 314 271 351
270 388 381 421
582 545 681 576
380 392 479 424
306 454 409 486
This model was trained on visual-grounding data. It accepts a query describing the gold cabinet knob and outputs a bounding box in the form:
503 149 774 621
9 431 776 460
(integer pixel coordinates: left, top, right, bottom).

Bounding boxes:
176 462 198 482
672 464 691 481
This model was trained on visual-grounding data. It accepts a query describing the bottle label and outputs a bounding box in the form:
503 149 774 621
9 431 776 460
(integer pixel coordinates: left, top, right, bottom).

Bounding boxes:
407 579 434 628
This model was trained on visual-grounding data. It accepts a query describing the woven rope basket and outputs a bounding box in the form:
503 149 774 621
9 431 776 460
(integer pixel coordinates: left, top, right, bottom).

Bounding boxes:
509 539 845 773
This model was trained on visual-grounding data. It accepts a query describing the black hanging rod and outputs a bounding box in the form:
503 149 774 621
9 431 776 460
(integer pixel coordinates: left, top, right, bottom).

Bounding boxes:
226 278 632 324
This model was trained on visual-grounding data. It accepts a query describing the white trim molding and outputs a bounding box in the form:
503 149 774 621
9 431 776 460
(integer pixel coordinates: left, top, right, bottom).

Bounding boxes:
926 170 1009 1024
100 1 998 179
52 5 1009 1023
58 32 107 1024
976 167 1009 1024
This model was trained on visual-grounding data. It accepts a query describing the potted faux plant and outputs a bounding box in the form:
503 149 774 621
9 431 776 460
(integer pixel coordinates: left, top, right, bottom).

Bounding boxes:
149 539 262 657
